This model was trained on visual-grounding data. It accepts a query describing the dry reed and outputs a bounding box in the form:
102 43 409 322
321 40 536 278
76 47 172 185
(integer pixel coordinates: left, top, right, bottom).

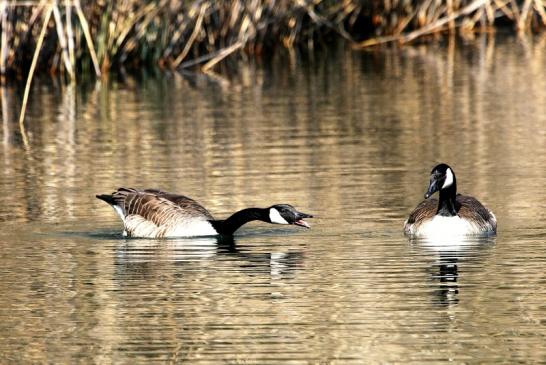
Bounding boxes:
2 0 545 79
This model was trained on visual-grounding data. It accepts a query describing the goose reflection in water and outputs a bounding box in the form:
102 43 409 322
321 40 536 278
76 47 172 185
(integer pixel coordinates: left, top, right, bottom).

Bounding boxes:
411 236 496 307
431 253 460 306
113 235 305 282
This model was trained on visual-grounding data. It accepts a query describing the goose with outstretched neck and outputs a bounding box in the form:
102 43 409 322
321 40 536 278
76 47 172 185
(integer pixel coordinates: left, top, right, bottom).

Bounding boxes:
97 188 313 238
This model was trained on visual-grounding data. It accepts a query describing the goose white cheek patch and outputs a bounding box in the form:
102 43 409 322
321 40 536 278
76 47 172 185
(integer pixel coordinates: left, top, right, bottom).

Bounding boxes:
442 168 454 189
269 208 289 225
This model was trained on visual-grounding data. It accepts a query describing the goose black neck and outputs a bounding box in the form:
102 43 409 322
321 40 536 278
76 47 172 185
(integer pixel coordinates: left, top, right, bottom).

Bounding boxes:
209 208 268 235
437 181 459 216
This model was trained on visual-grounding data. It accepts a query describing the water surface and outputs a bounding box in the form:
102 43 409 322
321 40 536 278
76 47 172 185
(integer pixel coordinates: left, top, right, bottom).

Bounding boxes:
1 38 545 363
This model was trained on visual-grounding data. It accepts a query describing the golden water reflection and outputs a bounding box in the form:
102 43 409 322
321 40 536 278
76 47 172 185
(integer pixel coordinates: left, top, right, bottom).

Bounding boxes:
0 37 545 363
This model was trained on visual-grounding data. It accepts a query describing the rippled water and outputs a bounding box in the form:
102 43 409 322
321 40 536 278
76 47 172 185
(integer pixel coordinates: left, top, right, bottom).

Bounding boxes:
1 38 545 363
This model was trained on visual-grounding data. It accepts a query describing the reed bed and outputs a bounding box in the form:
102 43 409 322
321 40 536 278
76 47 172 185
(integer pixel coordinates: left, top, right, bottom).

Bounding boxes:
0 0 358 80
2 0 546 80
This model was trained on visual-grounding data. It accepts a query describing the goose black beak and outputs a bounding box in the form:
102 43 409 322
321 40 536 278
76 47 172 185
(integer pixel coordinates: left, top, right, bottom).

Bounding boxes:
425 179 438 199
294 212 313 228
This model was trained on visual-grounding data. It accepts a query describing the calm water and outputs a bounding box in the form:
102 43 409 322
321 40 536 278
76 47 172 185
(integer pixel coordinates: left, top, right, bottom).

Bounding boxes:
1 38 545 363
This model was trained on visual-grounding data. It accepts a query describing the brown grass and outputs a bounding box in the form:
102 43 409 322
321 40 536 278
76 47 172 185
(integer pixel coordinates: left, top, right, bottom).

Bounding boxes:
1 1 545 79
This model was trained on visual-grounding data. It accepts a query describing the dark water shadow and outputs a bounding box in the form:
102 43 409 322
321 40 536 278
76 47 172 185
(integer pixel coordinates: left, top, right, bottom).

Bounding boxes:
53 223 309 240
38 226 306 282
112 234 306 282
410 236 496 308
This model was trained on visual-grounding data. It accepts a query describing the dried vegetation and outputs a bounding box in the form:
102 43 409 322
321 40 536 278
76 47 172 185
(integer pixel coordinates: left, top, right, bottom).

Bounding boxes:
1 0 546 79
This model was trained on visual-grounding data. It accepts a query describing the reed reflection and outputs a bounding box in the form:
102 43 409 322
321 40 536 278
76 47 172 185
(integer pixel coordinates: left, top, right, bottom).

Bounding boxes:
0 39 544 228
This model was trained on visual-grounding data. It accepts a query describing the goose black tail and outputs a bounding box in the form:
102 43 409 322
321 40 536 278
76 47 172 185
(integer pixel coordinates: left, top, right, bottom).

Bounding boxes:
96 194 116 205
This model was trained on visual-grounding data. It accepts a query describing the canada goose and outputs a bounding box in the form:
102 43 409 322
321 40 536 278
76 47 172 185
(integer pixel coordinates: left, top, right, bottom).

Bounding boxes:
404 164 496 237
96 188 313 238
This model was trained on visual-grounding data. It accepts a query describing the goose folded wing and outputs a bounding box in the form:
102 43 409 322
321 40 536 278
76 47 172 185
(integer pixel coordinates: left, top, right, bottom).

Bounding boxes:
406 198 437 225
110 189 183 227
456 195 496 227
110 188 214 228
143 189 214 220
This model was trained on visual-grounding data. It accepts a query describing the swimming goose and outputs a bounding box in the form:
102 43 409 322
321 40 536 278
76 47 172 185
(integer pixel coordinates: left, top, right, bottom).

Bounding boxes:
96 188 313 238
404 164 496 237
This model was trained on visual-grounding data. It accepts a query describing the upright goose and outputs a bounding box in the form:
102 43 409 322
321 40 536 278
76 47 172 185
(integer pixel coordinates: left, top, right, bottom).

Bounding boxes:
97 188 313 238
404 164 496 237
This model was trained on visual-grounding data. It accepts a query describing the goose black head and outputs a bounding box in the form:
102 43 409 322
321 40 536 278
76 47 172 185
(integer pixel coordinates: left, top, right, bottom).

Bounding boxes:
424 163 456 199
268 204 313 228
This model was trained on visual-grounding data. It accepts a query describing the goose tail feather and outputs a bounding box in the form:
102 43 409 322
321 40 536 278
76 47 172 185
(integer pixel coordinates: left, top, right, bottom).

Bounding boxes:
96 194 116 206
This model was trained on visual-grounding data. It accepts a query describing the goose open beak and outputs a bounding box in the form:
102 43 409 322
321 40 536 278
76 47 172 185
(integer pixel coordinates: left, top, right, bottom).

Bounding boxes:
294 212 313 228
294 219 311 228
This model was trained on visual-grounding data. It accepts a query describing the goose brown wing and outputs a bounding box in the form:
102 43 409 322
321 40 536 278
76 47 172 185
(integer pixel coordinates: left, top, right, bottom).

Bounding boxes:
111 188 214 226
406 198 438 225
142 189 214 219
456 194 496 227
